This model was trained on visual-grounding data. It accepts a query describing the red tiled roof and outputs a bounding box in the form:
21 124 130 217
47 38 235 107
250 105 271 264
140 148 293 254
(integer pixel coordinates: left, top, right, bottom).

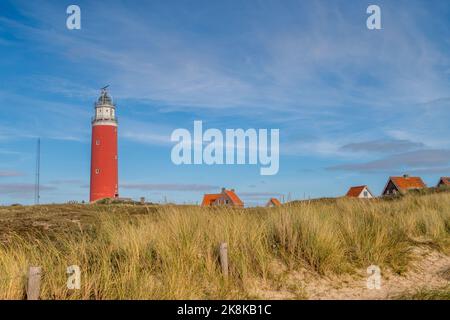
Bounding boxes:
390 176 426 191
201 189 244 207
201 194 220 206
346 186 367 197
224 190 244 206
439 177 450 186
267 198 282 206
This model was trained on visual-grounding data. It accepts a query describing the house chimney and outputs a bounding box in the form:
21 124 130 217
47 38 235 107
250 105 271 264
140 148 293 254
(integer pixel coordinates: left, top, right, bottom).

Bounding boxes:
221 187 226 192
231 189 235 192
403 174 409 178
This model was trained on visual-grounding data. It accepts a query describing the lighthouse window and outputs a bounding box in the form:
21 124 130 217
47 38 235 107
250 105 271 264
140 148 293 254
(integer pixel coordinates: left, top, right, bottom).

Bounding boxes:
96 140 100 145
95 169 100 174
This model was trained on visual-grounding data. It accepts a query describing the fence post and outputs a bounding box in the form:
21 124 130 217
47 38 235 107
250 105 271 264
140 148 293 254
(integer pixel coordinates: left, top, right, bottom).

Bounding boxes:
219 242 228 278
27 266 42 300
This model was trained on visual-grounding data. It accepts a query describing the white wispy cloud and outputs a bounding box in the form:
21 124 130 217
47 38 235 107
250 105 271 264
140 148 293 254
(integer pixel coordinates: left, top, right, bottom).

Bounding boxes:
2 0 449 162
327 149 450 173
0 183 56 194
0 170 24 177
5 1 448 114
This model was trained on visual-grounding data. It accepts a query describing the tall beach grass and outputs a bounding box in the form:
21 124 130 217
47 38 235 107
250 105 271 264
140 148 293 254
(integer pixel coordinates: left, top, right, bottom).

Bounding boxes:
0 192 448 299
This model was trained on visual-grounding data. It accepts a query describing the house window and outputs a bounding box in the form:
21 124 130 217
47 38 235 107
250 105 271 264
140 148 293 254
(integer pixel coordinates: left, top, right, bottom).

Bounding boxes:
363 191 368 198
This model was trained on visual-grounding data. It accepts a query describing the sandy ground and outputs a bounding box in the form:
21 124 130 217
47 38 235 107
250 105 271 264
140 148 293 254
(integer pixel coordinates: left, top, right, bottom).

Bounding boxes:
251 248 450 300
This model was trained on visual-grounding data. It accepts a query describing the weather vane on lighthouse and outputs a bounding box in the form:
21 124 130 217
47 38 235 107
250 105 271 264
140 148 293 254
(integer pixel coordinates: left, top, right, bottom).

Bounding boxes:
89 86 119 202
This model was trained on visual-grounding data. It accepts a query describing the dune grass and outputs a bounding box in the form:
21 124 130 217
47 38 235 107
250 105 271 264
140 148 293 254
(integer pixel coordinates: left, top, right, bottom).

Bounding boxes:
395 285 450 300
0 192 448 299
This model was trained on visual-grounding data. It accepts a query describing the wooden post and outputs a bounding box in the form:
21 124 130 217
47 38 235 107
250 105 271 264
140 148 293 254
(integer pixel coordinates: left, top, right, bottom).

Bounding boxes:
219 242 228 278
27 266 42 300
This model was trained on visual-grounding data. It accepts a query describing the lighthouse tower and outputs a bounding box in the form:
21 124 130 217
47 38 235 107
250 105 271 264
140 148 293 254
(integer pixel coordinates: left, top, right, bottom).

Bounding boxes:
90 87 119 202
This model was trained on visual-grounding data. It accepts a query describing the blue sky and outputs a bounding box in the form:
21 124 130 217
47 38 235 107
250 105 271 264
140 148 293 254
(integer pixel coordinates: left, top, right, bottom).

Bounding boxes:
0 0 449 206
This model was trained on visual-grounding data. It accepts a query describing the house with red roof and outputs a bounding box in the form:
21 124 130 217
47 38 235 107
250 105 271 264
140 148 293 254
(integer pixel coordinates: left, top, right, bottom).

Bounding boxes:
345 185 374 198
201 188 244 207
382 175 426 196
266 198 282 207
437 177 450 188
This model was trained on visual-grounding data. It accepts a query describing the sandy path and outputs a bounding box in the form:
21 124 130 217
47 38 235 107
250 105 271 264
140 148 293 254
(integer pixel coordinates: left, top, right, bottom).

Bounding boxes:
251 248 450 300
306 249 449 299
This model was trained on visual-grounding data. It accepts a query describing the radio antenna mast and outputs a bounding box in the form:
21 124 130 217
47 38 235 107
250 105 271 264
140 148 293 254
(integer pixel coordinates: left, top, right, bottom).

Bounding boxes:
35 138 40 205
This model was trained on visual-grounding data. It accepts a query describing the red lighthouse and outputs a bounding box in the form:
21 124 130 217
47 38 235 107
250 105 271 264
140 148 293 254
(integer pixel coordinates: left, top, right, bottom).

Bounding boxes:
90 87 119 202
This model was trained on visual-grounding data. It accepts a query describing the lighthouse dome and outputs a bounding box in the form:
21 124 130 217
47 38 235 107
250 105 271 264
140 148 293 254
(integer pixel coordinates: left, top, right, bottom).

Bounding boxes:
93 87 117 125
97 90 113 106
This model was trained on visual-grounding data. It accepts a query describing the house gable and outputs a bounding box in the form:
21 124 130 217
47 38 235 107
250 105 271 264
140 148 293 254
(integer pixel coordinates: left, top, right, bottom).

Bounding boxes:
266 198 281 207
224 190 244 207
382 179 399 196
201 188 244 207
201 194 220 206
359 187 373 198
438 177 450 187
382 176 426 196
346 186 374 198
